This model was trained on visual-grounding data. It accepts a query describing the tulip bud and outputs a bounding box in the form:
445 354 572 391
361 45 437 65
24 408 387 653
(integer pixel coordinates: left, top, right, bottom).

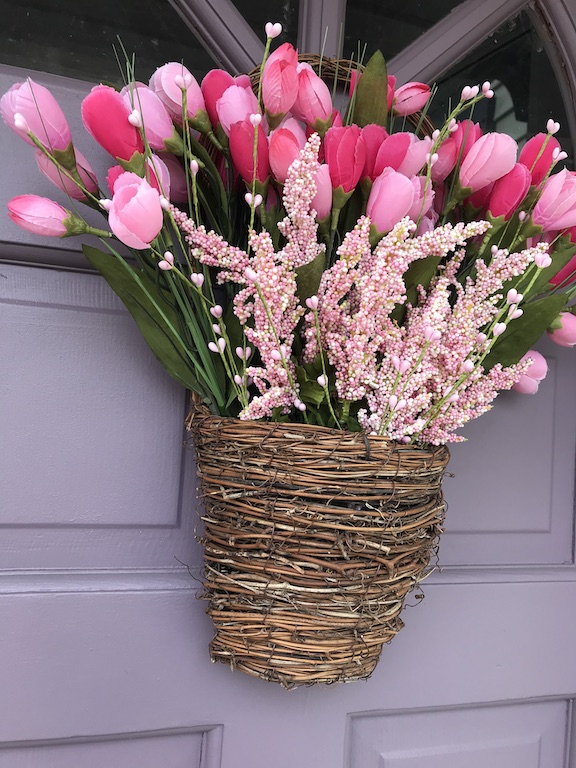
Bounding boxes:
8 194 72 237
108 173 164 249
459 132 518 192
512 350 548 394
1 79 71 150
393 82 431 116
547 312 576 347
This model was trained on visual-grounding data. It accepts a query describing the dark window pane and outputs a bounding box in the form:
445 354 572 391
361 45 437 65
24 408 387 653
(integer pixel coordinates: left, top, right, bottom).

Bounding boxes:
230 0 299 47
0 0 217 84
344 0 464 62
428 11 574 164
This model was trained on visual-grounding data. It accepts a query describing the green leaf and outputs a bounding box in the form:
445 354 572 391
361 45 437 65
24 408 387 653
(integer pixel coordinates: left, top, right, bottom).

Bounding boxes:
83 244 201 392
482 293 568 370
296 251 325 305
391 255 440 324
299 379 326 408
350 50 388 128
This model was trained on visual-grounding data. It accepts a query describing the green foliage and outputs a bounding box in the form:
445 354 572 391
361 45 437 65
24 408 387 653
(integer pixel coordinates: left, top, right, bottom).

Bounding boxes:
349 51 389 128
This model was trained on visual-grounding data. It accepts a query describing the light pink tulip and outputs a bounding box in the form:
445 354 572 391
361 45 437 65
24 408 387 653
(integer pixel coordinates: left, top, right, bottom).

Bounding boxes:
262 42 298 118
108 174 164 249
35 148 98 200
512 350 548 394
201 69 235 128
533 169 576 231
393 82 431 116
276 116 307 148
459 132 518 192
1 79 71 150
361 124 389 181
373 132 432 179
149 63 208 130
519 132 561 186
311 164 332 220
82 85 144 161
324 125 366 193
407 176 434 221
229 118 269 184
268 128 301 183
291 63 333 127
8 194 70 236
367 168 415 233
107 158 170 199
121 84 174 151
216 84 259 137
547 312 576 347
487 163 531 220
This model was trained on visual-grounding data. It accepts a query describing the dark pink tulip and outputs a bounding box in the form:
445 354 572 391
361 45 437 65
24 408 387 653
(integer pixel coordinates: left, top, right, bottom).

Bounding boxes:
548 312 576 347
108 173 164 249
459 132 518 192
393 82 431 116
451 120 482 161
324 125 366 193
262 42 298 118
269 128 301 183
533 169 576 231
367 168 415 233
159 153 188 202
291 63 333 128
431 137 458 182
1 79 71 150
512 350 548 394
229 118 270 184
82 85 144 161
201 69 235 128
519 132 561 186
149 63 208 130
311 164 332 220
8 194 69 236
386 76 396 112
487 163 531 219
373 132 431 179
466 182 494 211
121 84 174 151
216 85 259 137
361 124 389 181
35 148 98 200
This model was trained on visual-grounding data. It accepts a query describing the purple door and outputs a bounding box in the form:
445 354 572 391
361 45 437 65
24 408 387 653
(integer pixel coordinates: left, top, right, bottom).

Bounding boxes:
1 1 576 766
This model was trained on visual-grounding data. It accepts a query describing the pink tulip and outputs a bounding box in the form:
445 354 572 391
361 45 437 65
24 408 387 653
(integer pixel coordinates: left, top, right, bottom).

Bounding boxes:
1 79 71 150
431 138 459 182
82 85 144 161
311 164 332 220
268 128 301 183
361 124 389 181
459 132 518 192
466 182 493 212
452 120 482 161
149 63 209 131
386 76 397 112
373 132 432 179
512 350 548 394
108 173 164 249
262 42 298 118
487 163 531 219
216 84 259 137
291 63 333 128
121 84 174 151
367 168 415 233
35 148 98 200
533 169 576 231
8 194 70 236
159 153 188 202
107 158 170 199
519 132 561 186
229 118 270 184
324 125 366 193
201 69 235 128
276 116 307 148
407 176 434 221
393 82 431 116
547 312 576 347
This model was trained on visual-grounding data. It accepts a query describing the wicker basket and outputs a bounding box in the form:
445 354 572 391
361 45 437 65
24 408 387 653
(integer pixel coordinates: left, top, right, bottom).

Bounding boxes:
187 406 449 689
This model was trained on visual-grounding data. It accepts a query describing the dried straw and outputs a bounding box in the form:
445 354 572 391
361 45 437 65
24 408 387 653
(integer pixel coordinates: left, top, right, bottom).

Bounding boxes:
187 405 449 689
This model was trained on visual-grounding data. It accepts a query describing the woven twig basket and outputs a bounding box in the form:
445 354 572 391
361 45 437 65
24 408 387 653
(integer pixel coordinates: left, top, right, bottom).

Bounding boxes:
187 405 449 689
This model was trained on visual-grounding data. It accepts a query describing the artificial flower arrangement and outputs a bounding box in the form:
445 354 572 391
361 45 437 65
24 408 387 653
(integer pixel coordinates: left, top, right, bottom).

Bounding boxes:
2 25 576 443
4 22 576 687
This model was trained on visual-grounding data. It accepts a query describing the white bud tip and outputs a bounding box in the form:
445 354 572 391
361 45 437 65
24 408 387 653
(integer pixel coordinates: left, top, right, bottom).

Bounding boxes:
128 109 142 128
100 198 112 211
13 113 29 131
546 119 560 134
518 211 527 222
249 113 262 126
174 74 186 89
431 129 440 141
265 21 282 38
482 81 491 92
190 160 199 175
159 196 170 211
245 267 258 282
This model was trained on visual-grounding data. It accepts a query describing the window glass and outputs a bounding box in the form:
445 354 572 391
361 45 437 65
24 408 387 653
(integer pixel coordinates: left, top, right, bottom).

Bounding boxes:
0 0 217 84
428 11 573 163
230 0 299 47
344 0 464 63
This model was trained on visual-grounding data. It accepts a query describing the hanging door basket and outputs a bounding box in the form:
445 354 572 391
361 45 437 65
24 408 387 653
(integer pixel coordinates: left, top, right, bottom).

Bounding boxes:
187 406 449 689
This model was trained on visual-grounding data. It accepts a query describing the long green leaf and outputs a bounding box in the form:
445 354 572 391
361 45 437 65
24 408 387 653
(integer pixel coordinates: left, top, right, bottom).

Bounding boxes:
350 51 388 128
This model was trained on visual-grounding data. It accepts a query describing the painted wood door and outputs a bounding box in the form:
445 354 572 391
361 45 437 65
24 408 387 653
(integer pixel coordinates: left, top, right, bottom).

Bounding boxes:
1 1 576 766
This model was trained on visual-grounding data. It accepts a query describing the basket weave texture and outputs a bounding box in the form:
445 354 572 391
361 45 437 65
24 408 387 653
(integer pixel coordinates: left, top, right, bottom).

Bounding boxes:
187 406 449 688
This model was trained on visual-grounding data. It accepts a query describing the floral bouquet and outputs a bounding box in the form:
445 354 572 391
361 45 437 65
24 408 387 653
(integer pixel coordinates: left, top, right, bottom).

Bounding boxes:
4 22 576 686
